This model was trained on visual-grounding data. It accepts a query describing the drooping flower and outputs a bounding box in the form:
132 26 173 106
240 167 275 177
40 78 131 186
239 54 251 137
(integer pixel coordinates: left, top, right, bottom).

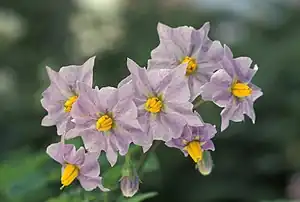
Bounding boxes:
148 22 224 101
127 58 203 151
165 122 216 171
66 82 143 166
41 57 95 135
46 142 108 191
200 45 263 131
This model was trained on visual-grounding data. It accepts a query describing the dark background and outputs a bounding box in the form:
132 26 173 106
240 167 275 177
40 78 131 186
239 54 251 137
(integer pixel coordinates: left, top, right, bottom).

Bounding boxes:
0 0 300 201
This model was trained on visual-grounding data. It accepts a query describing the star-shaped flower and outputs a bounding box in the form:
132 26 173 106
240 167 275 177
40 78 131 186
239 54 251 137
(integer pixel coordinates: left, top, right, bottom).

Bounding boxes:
41 57 95 135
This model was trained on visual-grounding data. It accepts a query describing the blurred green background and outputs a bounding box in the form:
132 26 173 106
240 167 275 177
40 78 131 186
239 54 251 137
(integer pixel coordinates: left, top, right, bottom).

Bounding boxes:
1 0 300 201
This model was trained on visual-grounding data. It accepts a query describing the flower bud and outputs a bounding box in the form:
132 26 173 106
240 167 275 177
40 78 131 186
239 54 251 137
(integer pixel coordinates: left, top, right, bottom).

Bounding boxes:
120 156 139 197
120 175 139 197
196 151 213 176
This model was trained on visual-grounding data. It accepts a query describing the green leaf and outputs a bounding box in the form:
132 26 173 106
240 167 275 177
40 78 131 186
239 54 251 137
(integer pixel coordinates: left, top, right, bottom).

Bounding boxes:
118 192 158 202
141 153 160 173
102 165 122 189
0 149 54 201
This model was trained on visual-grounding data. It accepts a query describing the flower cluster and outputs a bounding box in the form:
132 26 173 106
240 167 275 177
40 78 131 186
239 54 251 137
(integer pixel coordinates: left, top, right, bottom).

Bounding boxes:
41 22 263 196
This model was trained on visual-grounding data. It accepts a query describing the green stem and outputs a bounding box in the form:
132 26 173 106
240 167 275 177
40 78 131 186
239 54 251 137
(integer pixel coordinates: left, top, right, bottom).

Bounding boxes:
104 192 109 202
137 141 161 174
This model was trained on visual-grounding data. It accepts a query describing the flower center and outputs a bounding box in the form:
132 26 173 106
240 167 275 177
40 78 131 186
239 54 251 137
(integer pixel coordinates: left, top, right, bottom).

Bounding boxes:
96 114 113 131
60 164 79 190
181 56 197 76
184 141 203 163
231 81 252 98
64 95 78 112
144 97 163 113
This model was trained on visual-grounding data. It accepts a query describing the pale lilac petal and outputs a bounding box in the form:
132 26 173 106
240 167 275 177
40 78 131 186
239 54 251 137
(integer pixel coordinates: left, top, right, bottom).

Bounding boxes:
46 142 74 164
106 141 118 166
233 57 257 82
251 84 263 102
242 98 256 123
82 130 106 155
221 45 235 78
150 116 169 141
200 82 223 101
212 90 233 107
202 140 215 151
118 75 132 88
97 86 118 111
41 115 56 126
163 64 190 102
65 147 85 165
188 74 208 101
59 56 95 89
191 22 211 53
149 69 173 93
210 69 232 86
220 104 241 131
45 66 72 98
157 22 192 56
110 133 131 156
165 102 203 127
206 40 223 60
127 58 153 97
113 99 137 121
76 82 104 114
118 81 133 101
80 152 100 177
160 113 186 140
78 175 102 191
56 116 71 136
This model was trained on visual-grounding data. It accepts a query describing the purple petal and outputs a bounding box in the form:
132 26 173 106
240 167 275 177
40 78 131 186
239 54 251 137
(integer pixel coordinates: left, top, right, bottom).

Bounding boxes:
156 23 192 56
127 58 153 97
190 22 211 53
118 75 132 88
165 102 203 127
113 99 137 121
82 130 107 155
250 83 263 102
77 175 101 191
106 140 118 166
59 56 95 89
80 152 100 177
163 64 190 103
75 82 104 115
242 98 256 123
41 115 56 126
233 57 256 82
45 66 72 98
109 132 131 156
98 86 118 111
210 69 232 86
220 103 242 131
202 140 215 151
221 45 235 78
159 113 186 140
212 90 233 107
118 80 134 101
46 142 74 164
64 147 85 165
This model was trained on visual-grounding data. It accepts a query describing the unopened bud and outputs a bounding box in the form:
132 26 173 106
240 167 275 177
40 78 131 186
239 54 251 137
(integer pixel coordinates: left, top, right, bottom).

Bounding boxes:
120 175 139 197
196 151 213 176
120 156 139 197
